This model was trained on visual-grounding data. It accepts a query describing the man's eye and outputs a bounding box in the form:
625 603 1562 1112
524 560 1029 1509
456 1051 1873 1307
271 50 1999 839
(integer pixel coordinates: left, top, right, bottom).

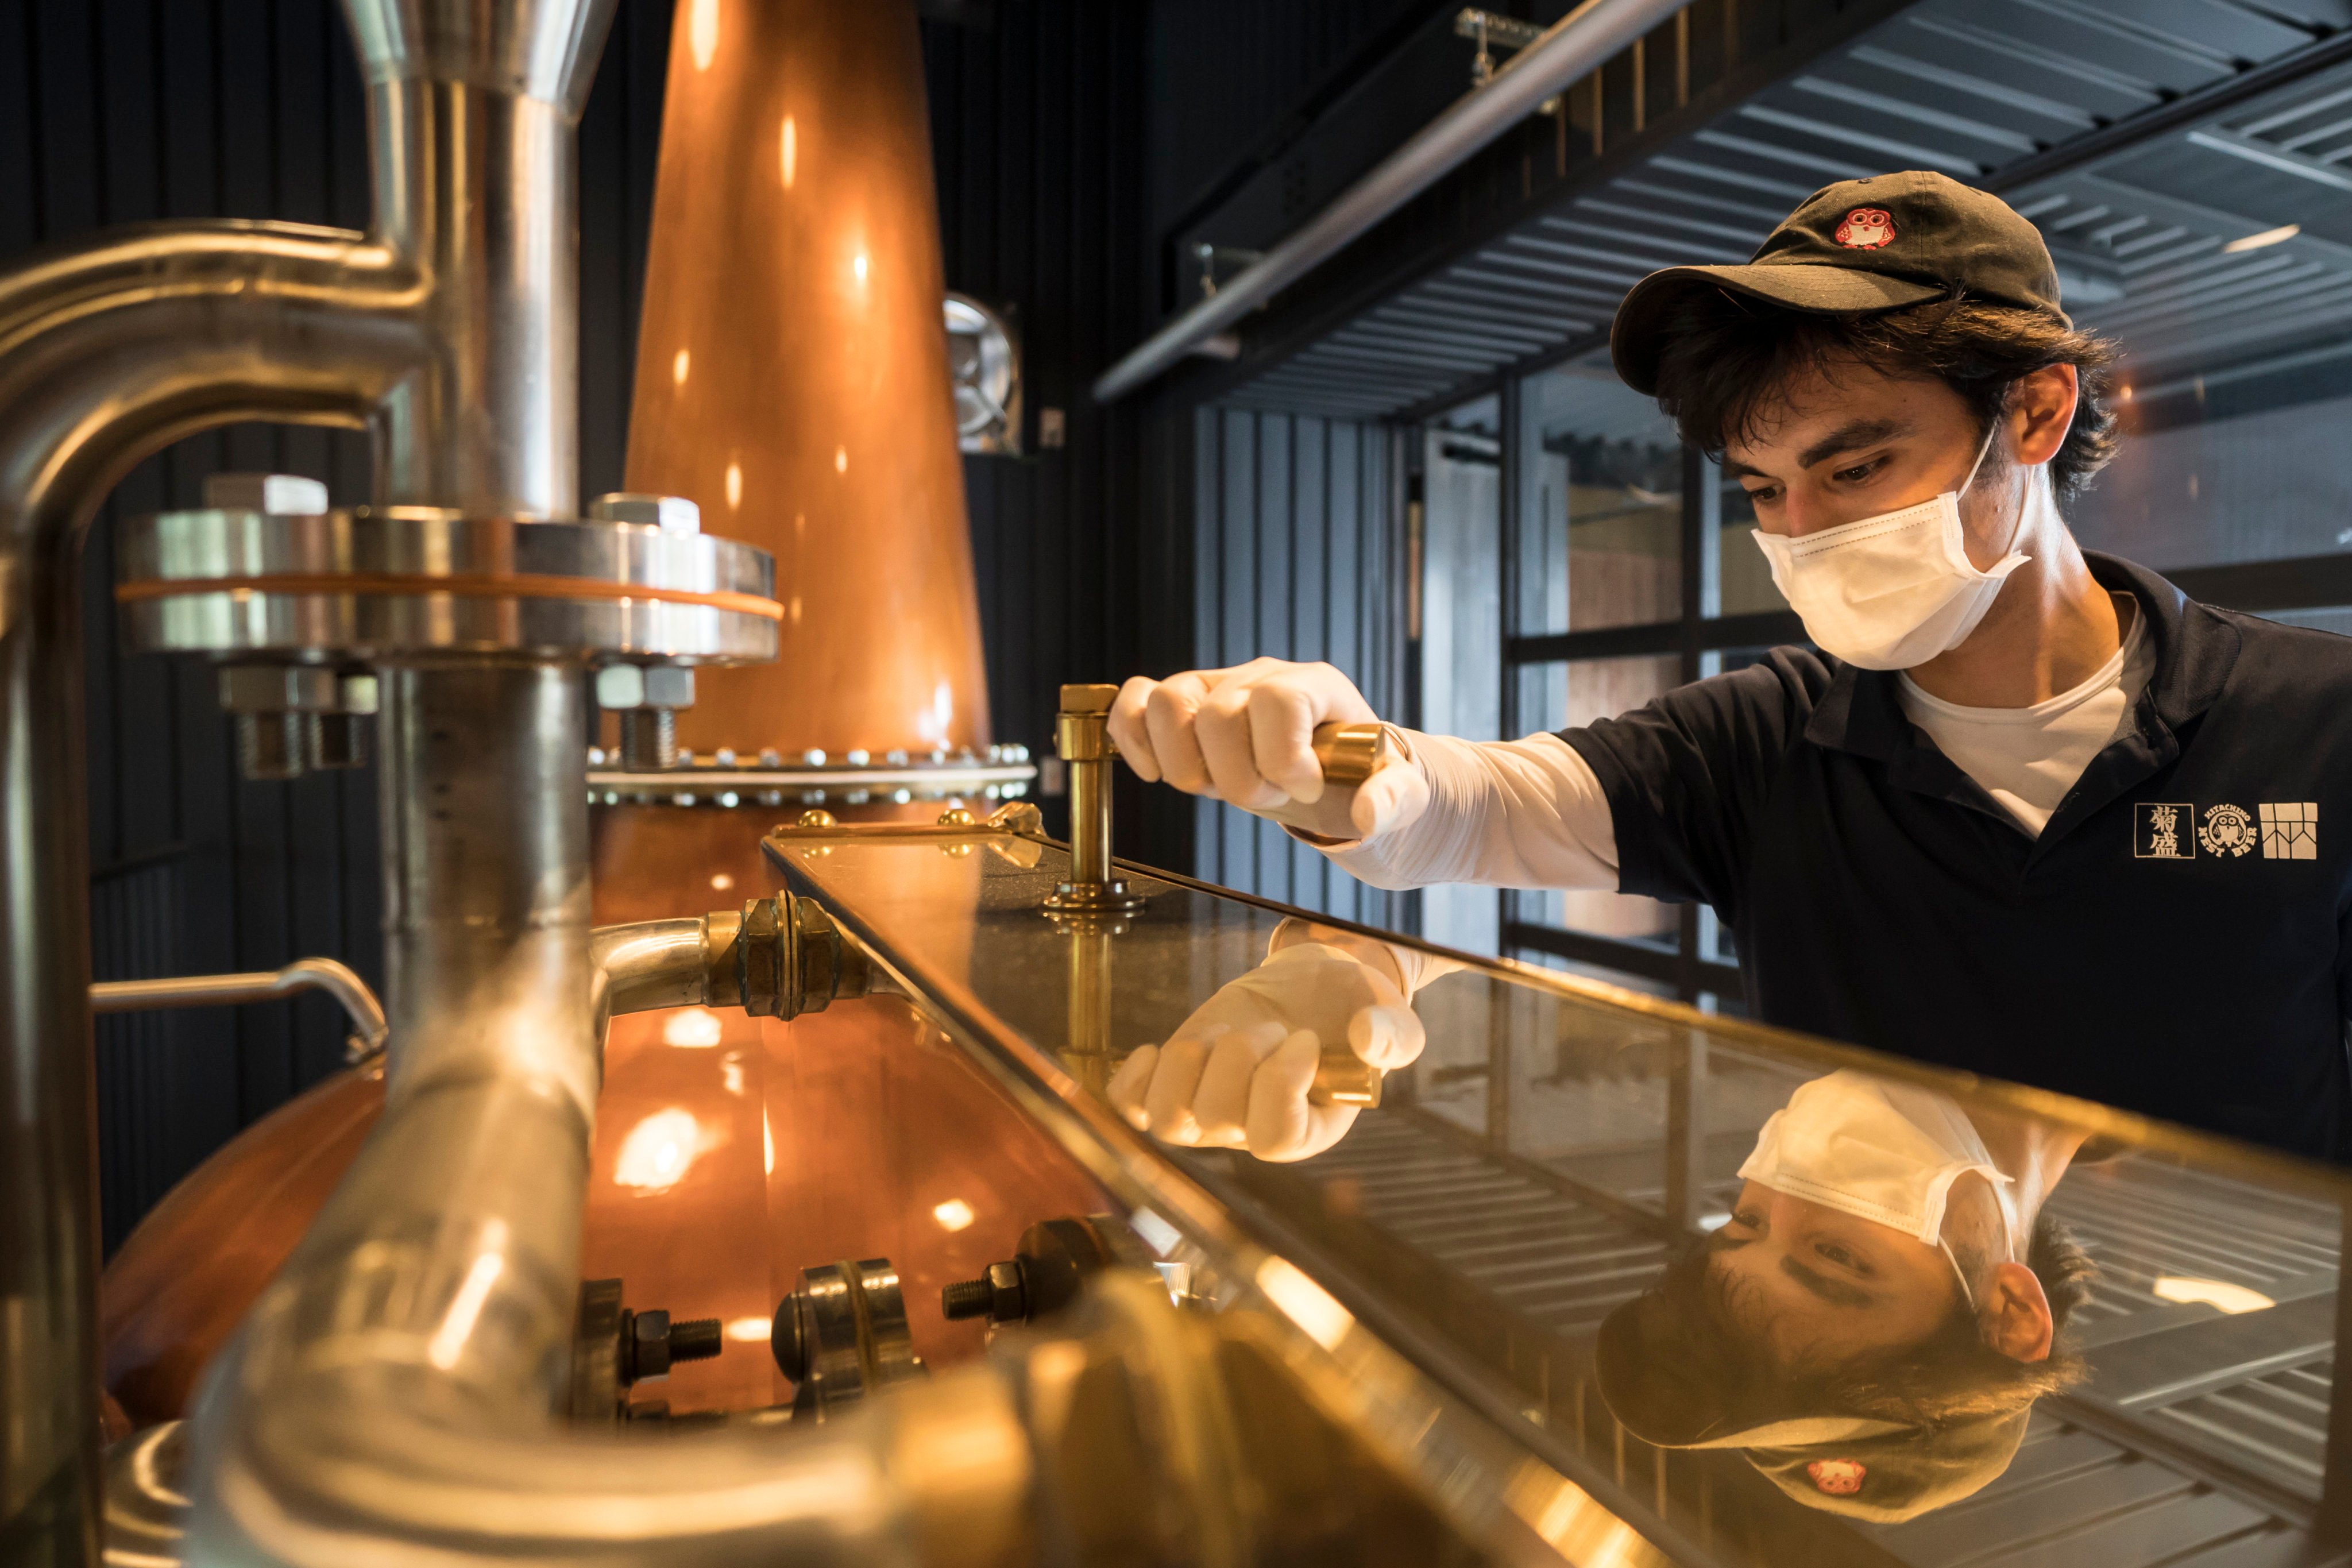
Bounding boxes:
1833 459 1880 483
1816 1241 1866 1272
1743 485 1781 505
1729 1208 1763 1230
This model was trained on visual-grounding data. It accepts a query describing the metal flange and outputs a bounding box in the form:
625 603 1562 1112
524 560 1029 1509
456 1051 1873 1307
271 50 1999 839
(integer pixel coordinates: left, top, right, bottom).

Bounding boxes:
115 505 779 663
732 894 874 1020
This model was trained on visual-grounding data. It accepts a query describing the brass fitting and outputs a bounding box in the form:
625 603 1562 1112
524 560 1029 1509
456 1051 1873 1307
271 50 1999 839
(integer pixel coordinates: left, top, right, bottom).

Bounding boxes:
1044 682 1145 918
708 894 873 1019
1254 723 1395 841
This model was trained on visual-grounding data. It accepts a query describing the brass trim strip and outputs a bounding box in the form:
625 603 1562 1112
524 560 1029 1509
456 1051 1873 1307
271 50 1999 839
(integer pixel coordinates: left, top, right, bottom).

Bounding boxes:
116 571 786 622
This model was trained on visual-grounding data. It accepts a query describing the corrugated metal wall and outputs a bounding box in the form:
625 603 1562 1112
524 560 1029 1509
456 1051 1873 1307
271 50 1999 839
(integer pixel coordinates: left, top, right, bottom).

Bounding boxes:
922 1 1183 863
1191 406 1407 928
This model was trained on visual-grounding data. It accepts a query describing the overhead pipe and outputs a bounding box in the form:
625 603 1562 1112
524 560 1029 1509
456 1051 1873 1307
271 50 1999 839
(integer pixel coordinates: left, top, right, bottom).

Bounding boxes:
1089 0 1692 404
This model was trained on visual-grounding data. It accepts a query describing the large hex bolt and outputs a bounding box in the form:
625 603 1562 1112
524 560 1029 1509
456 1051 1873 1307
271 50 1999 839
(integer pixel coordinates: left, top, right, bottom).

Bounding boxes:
202 471 329 516
940 1216 1131 1328
588 491 701 534
308 674 378 771
597 664 697 771
940 1261 1027 1324
619 1308 724 1383
218 665 376 782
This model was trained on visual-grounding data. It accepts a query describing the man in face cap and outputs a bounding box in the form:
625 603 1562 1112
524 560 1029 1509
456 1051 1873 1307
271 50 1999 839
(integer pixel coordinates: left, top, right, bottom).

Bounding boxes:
1108 170 2352 1167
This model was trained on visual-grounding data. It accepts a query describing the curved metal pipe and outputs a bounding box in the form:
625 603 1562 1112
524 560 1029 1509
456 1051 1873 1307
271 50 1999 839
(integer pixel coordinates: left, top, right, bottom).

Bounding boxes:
1089 0 1691 403
592 917 723 1021
90 959 391 1059
1 1 615 1555
0 223 429 1568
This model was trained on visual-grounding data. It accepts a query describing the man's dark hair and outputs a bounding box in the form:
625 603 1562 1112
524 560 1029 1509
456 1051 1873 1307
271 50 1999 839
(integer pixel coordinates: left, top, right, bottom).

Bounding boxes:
1647 292 2121 502
1598 1212 2096 1439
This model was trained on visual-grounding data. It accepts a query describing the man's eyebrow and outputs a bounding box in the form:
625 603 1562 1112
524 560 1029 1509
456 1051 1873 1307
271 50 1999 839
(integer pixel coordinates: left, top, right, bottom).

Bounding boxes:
1782 1255 1875 1309
1797 419 1909 471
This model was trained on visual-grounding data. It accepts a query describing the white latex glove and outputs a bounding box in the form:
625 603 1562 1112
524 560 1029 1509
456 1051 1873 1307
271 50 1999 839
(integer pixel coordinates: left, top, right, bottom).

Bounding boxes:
1108 659 1428 842
1106 939 1426 1163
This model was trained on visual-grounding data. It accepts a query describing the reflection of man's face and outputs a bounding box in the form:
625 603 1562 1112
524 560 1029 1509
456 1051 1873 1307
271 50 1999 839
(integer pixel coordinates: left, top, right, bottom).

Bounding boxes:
1710 1177 1984 1368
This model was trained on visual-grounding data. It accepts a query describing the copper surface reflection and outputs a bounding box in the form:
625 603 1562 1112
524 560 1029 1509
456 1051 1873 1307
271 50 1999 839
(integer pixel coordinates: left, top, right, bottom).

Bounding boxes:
581 804 1104 1413
100 1065 385 1428
99 805 1105 1424
625 0 989 759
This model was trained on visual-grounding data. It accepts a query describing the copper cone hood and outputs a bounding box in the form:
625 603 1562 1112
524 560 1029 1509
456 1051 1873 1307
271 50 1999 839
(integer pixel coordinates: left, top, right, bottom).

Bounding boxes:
626 0 990 759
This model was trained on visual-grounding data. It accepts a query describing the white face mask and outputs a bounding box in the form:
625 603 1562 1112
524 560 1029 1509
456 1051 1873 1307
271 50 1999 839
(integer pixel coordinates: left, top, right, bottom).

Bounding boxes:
1750 427 2035 671
1737 1071 2016 1310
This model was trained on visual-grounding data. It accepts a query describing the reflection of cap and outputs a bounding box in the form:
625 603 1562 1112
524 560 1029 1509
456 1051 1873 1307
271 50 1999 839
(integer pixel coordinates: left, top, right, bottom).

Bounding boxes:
1610 170 2068 395
1741 1411 2029 1523
1596 1295 2028 1523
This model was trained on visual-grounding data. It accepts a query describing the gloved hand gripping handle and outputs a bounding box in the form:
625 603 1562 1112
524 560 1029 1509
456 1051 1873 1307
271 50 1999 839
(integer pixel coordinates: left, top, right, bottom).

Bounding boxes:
1256 723 1395 842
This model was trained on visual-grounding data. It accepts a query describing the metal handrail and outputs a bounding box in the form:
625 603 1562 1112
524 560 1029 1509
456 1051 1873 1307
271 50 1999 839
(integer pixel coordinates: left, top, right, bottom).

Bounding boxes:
1089 0 1690 403
90 960 389 1061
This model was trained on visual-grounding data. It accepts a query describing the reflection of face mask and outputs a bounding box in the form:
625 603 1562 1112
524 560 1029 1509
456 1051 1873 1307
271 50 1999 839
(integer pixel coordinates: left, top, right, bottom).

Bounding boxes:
1738 1071 2015 1307
1751 427 2033 670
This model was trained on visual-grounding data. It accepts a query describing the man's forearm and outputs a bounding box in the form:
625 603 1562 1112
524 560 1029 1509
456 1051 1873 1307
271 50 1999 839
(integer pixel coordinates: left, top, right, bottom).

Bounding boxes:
1311 731 1620 891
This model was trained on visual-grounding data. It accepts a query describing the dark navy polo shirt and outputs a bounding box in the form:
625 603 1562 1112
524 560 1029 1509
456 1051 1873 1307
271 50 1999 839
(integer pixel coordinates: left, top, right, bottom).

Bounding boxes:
1561 553 2352 1161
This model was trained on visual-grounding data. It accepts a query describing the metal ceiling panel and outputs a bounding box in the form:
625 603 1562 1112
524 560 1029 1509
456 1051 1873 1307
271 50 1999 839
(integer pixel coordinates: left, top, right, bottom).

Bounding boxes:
1222 0 2352 420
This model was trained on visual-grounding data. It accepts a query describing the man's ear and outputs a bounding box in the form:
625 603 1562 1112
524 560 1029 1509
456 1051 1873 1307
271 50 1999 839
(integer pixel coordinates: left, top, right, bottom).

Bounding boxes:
1983 1260 2055 1362
2010 362 2078 468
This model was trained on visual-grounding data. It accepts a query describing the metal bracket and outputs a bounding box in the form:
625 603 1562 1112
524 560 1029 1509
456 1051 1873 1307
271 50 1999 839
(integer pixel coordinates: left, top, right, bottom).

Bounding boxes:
1455 7 1547 84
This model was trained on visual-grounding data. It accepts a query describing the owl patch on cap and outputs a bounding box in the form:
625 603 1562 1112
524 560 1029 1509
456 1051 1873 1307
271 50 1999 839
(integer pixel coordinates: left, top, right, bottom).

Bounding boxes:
1807 1458 1867 1496
1834 207 1895 249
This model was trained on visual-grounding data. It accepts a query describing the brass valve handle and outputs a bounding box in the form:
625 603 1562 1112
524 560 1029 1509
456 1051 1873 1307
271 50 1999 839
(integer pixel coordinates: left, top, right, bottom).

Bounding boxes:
1272 724 1393 1107
1255 722 1395 842
1311 1049 1383 1109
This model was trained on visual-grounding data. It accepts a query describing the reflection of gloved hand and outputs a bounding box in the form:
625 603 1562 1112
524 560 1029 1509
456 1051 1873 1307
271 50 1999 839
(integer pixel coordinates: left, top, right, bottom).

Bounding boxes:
1107 933 1427 1163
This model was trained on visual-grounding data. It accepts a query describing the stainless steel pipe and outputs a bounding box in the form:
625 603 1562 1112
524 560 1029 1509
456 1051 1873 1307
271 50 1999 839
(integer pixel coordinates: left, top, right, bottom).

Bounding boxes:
90 959 390 1059
0 192 428 1568
1089 0 1692 403
0 0 614 1558
376 663 598 1121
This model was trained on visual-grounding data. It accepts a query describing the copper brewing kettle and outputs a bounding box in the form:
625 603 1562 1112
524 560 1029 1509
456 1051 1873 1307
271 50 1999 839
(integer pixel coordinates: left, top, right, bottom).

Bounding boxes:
625 0 994 761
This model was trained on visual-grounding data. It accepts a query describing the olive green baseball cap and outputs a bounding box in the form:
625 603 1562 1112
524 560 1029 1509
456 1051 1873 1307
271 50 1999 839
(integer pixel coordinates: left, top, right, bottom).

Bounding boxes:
1610 170 2069 395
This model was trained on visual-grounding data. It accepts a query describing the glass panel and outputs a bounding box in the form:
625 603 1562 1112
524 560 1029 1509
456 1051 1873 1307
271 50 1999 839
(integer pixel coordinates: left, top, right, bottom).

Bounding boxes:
1516 358 1682 634
1419 397 1503 747
2072 373 2352 571
2016 168 2352 578
1420 396 1503 956
1512 657 1679 944
776 824 2352 1567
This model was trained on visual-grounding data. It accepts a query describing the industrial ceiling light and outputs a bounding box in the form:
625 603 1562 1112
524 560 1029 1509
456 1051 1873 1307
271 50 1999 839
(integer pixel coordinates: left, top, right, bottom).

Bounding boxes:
2223 222 2300 253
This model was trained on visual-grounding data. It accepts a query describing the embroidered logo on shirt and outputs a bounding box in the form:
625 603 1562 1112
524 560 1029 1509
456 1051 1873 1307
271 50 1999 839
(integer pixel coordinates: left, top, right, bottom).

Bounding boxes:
2200 804 2259 858
2135 803 2194 860
1808 1458 1867 1495
1834 207 1895 249
2260 802 2319 860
